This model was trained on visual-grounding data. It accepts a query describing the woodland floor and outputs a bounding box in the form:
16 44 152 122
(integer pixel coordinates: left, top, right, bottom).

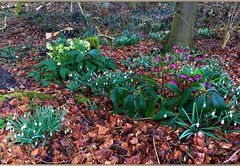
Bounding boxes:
0 9 240 164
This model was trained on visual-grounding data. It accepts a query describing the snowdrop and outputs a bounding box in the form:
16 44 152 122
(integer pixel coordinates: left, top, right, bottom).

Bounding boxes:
164 114 167 118
203 102 206 108
221 120 224 125
211 111 216 117
196 122 200 128
21 124 27 130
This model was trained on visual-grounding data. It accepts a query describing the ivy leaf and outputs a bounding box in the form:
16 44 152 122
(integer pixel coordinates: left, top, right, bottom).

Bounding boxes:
166 83 180 95
211 92 228 110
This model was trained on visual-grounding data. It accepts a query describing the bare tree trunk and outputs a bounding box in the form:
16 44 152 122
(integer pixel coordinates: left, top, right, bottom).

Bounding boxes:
166 2 197 49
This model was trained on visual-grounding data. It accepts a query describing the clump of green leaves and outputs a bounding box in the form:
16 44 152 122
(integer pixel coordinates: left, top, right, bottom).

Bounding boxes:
27 37 116 87
6 106 66 148
86 36 100 49
197 28 214 38
68 69 133 96
111 79 161 118
114 33 140 47
150 31 169 42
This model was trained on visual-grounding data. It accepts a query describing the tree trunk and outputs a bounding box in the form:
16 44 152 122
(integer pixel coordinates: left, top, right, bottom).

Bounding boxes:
166 2 197 49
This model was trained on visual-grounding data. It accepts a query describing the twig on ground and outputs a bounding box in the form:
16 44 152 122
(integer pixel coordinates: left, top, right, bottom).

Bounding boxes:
223 149 240 164
0 16 7 31
153 137 160 164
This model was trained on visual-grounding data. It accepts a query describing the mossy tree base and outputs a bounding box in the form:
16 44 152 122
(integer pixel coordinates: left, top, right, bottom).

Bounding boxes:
166 2 197 50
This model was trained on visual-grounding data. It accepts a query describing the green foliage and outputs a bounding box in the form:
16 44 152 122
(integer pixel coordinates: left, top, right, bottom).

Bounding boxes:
150 31 169 42
27 37 117 87
173 102 240 141
0 118 4 129
74 94 90 104
6 106 66 148
121 55 154 71
111 80 159 118
114 33 140 47
197 28 214 38
86 36 100 49
15 2 23 16
0 91 52 102
68 69 133 96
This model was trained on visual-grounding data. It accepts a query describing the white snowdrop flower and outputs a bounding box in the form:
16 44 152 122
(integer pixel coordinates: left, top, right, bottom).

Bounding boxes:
39 122 42 126
66 129 69 133
237 92 239 95
57 62 61 66
196 123 200 128
21 133 24 137
8 148 12 152
14 135 17 138
224 95 227 99
23 114 26 118
33 130 36 134
124 76 127 79
222 81 225 84
236 100 238 105
211 111 216 117
35 121 37 126
69 73 73 77
203 102 206 108
234 122 237 126
50 132 53 137
35 141 38 146
96 83 98 86
231 89 234 92
221 120 225 125
230 113 233 118
64 130 67 134
129 70 133 74
21 124 27 130
67 121 70 125
106 82 108 85
164 114 167 118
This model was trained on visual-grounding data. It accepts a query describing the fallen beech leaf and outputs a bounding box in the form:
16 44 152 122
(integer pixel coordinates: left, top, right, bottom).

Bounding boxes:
173 150 183 160
130 137 138 145
96 124 109 135
194 152 205 164
95 150 111 163
31 149 39 157
9 99 19 106
124 155 141 164
18 105 27 112
180 144 187 152
219 142 232 149
71 155 85 164
193 132 206 147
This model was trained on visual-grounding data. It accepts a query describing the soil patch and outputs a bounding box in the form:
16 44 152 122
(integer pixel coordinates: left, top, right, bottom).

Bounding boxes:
0 66 18 89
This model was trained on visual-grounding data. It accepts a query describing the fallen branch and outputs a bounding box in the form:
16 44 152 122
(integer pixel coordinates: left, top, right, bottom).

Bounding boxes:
0 16 7 31
153 137 160 164
95 26 115 40
223 149 240 164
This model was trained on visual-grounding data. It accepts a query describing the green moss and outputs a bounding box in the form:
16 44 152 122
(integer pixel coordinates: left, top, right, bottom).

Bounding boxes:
86 36 100 49
0 91 52 101
27 103 42 111
22 91 52 101
74 94 90 104
0 95 7 101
